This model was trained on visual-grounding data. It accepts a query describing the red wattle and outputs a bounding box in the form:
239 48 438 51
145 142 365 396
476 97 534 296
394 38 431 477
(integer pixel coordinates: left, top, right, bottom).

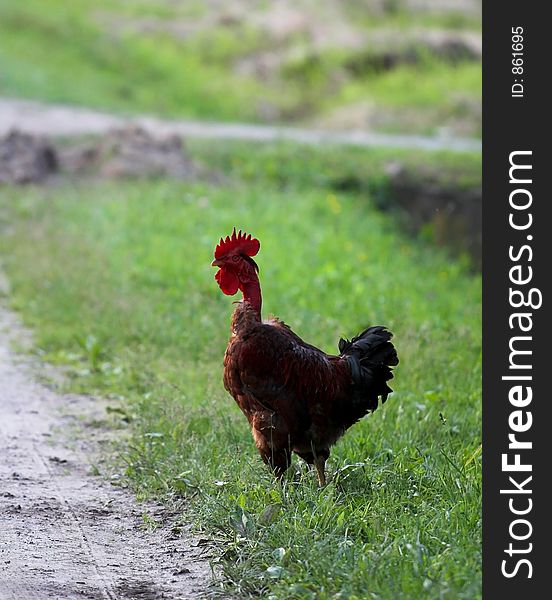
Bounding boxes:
215 268 239 296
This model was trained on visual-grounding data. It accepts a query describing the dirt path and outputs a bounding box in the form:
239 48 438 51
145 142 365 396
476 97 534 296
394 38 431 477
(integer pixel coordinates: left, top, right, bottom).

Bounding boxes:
0 302 211 599
0 97 481 153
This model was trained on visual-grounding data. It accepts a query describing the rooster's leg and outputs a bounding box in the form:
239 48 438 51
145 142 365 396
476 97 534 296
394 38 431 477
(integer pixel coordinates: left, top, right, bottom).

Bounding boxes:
314 456 326 487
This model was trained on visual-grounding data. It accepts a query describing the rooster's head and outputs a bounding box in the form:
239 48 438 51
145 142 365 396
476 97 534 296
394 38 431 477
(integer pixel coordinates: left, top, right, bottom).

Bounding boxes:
211 228 260 296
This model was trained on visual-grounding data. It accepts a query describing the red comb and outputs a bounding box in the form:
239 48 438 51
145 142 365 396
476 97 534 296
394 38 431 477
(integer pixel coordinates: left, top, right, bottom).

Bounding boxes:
214 228 260 259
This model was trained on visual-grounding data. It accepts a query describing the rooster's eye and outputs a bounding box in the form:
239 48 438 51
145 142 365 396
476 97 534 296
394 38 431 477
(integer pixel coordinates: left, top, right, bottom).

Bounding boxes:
232 255 240 262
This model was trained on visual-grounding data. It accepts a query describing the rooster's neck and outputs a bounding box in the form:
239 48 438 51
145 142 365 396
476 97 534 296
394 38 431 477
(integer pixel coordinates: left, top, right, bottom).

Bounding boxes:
240 279 262 319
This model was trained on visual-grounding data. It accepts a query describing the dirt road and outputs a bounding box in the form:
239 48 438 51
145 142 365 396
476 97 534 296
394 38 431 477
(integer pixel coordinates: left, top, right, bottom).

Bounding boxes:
0 302 211 599
0 97 481 153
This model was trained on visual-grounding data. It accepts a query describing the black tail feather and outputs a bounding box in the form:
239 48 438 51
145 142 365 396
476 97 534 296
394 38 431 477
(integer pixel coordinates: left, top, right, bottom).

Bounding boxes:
338 326 398 411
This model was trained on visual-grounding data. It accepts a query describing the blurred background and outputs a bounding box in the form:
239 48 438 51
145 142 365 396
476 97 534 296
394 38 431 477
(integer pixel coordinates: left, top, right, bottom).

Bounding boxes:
0 0 481 137
0 0 482 262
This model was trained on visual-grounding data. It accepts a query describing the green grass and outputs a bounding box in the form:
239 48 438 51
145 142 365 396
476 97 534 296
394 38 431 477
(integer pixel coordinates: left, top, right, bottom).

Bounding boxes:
0 1 261 121
0 0 481 136
0 143 481 598
187 138 482 193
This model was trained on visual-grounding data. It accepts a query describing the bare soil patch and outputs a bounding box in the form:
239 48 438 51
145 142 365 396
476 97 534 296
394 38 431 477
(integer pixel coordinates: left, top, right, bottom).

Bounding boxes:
0 127 208 185
0 130 58 185
383 162 481 266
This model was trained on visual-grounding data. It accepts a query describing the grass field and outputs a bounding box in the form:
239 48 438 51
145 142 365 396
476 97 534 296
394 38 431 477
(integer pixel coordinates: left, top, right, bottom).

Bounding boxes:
0 143 481 598
0 0 481 136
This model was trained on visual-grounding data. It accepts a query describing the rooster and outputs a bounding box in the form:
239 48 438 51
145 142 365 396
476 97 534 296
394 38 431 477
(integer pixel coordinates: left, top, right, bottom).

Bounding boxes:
212 228 398 485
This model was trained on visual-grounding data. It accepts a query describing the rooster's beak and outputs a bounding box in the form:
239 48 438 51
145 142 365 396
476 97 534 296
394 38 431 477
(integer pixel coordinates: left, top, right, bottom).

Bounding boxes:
211 258 222 267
